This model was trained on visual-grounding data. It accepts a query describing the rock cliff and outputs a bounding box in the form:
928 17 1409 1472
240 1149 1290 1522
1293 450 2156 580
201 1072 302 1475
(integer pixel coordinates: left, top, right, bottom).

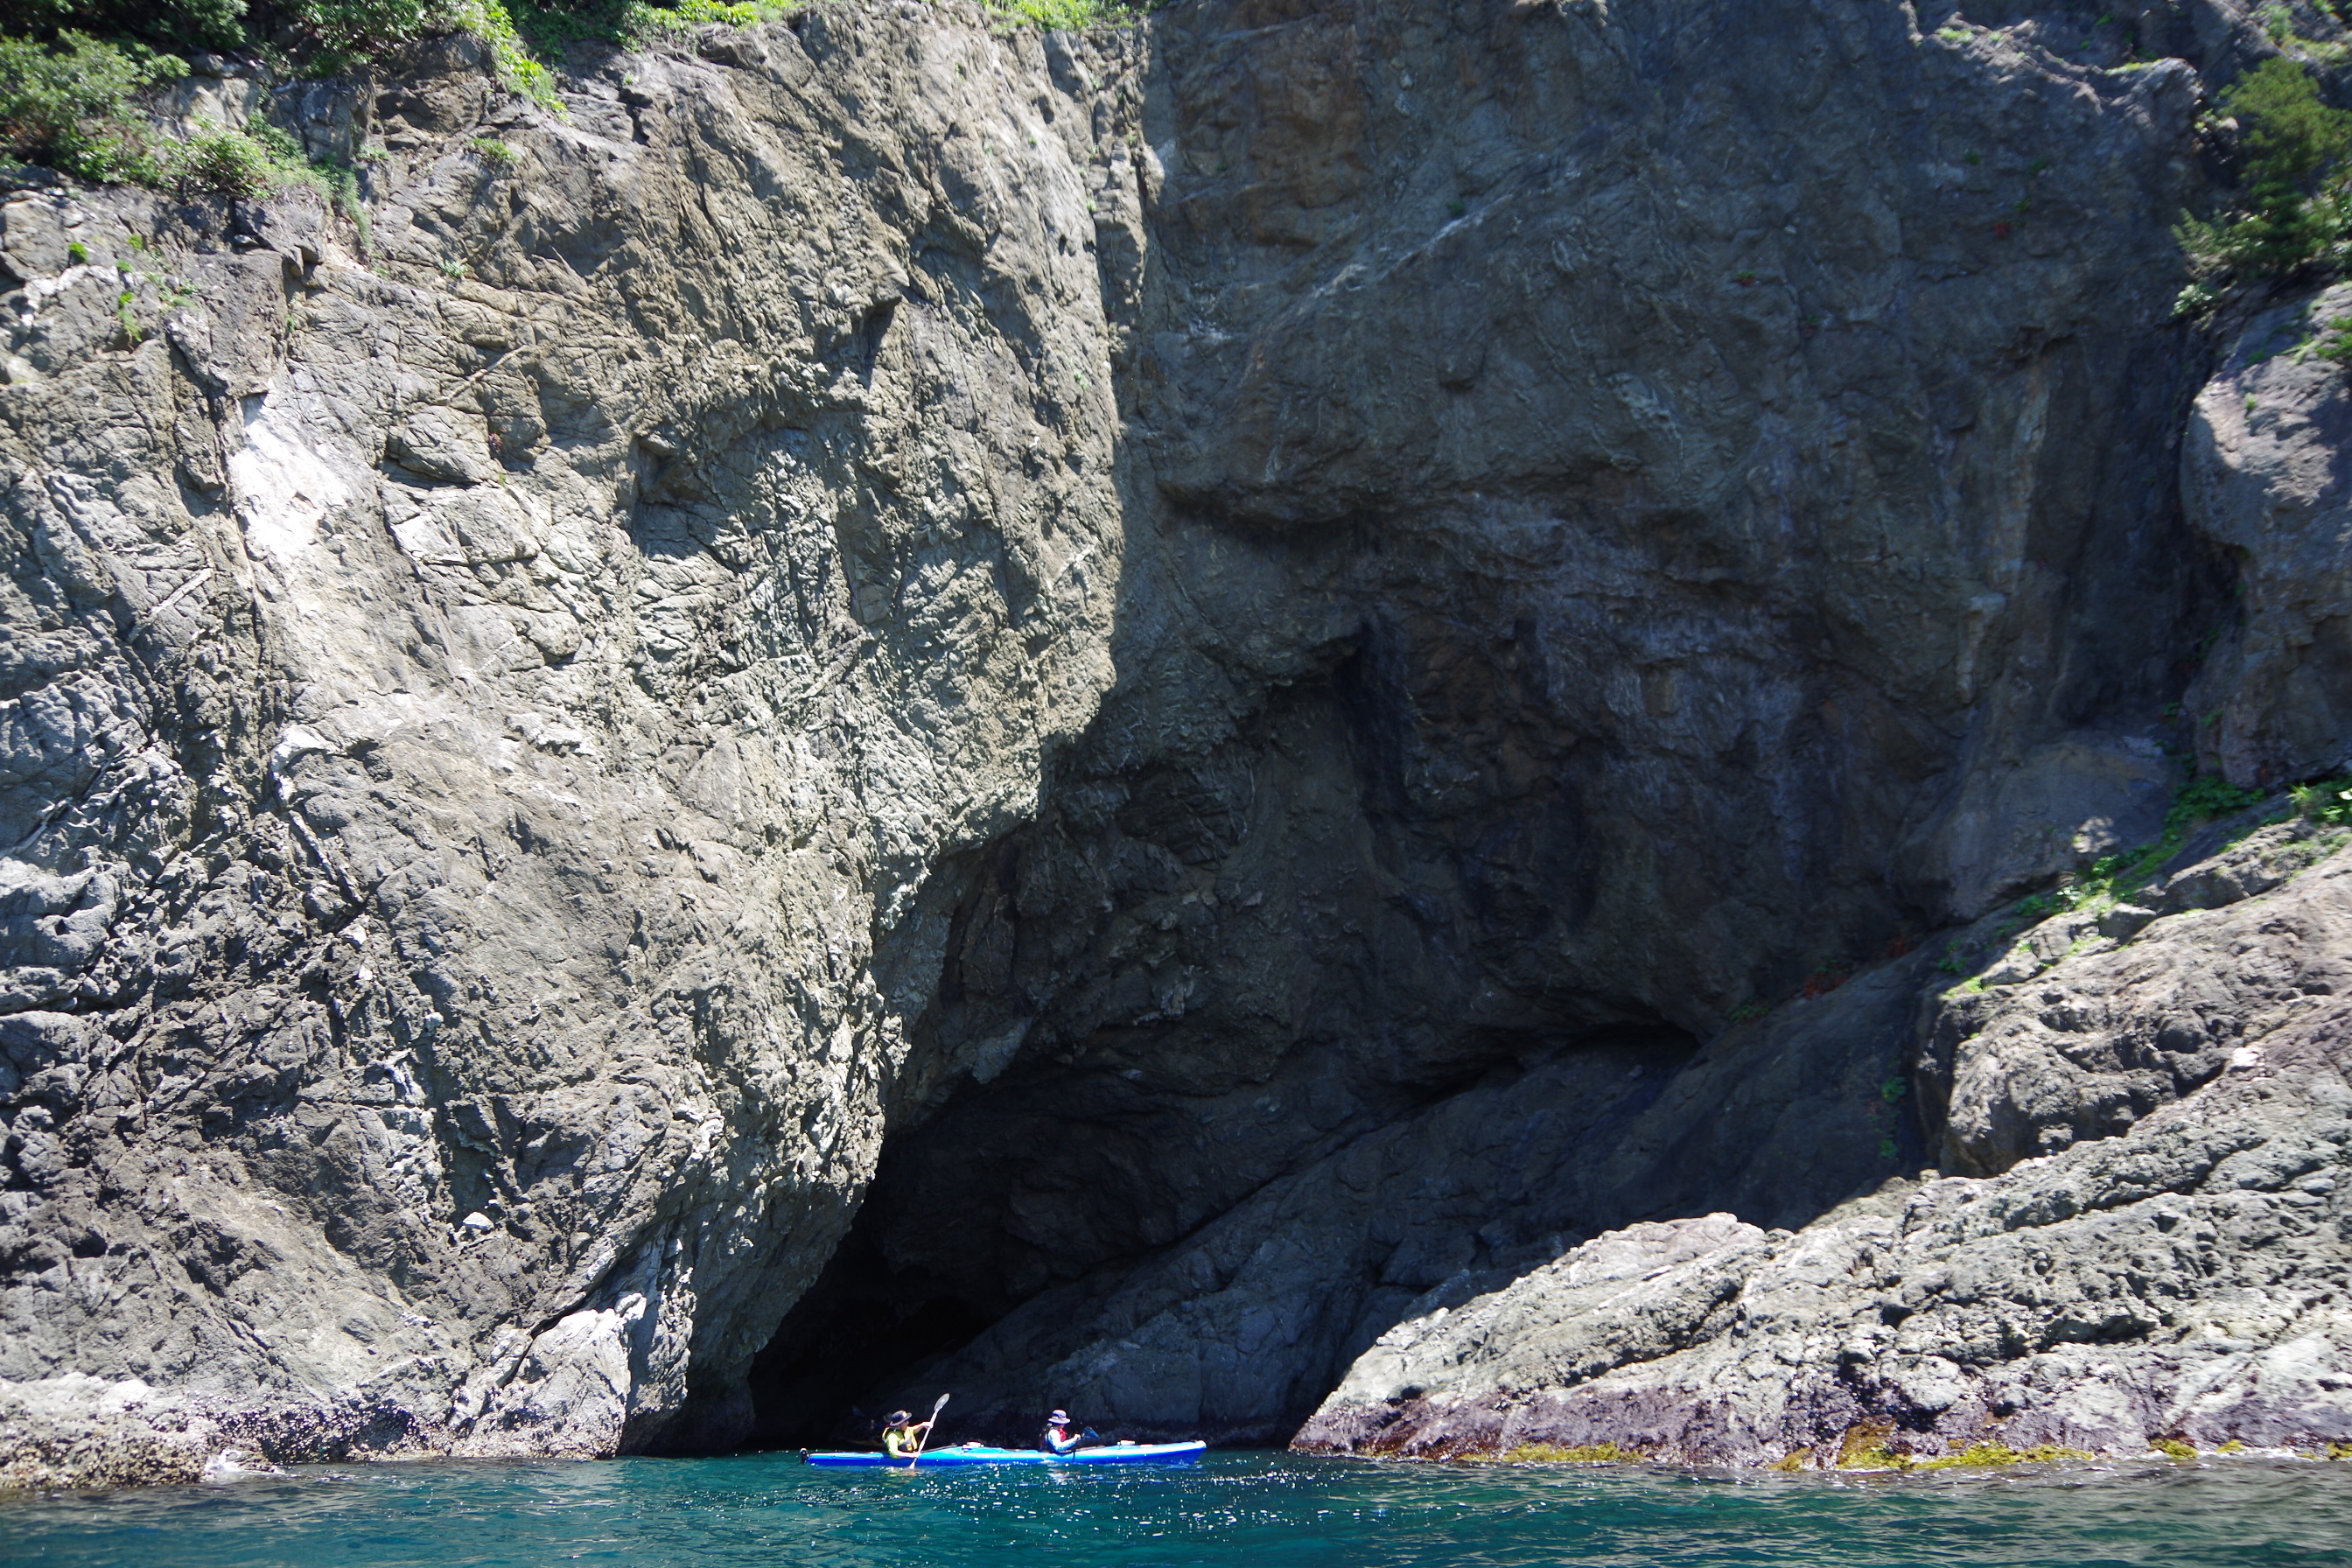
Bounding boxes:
3 1 1143 1472
7 0 2352 1487
1297 814 2352 1462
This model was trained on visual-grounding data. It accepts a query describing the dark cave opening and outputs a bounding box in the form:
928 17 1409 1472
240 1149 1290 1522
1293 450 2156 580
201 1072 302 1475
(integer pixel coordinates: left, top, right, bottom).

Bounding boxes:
738 1021 1739 1453
728 620 1942 1455
742 1214 995 1451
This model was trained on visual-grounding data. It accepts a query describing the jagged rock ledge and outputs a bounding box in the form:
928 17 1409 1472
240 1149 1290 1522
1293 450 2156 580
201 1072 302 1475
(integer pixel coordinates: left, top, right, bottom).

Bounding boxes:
1296 823 2352 1466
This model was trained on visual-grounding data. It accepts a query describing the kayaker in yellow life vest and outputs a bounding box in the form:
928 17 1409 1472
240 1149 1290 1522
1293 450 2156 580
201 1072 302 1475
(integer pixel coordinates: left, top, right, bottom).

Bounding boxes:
881 1410 934 1458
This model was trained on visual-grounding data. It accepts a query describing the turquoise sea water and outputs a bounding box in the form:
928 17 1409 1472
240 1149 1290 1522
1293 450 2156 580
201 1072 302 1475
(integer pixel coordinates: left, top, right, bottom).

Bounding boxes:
6 1450 2352 1568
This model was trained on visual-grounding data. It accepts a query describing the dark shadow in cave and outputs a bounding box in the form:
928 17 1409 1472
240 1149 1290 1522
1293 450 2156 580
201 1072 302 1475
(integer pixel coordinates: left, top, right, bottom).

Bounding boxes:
739 1020 1744 1452
740 1214 994 1451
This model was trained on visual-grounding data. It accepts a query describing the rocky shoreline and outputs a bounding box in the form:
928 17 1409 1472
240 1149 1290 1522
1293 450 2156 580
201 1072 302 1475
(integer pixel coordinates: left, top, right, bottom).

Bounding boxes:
1298 813 2352 1466
10 0 2352 1493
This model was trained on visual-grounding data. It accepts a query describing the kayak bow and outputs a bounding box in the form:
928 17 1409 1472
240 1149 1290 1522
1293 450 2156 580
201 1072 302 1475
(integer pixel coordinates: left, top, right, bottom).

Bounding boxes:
805 1440 1206 1468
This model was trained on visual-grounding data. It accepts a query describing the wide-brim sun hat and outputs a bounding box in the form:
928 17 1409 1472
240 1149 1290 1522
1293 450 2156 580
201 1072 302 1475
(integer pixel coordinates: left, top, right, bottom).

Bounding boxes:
887 1411 912 1424
1050 1410 1069 1421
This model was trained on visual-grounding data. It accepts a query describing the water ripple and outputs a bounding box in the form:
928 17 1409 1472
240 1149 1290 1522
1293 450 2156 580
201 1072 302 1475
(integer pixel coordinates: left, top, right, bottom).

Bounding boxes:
5 1452 2352 1568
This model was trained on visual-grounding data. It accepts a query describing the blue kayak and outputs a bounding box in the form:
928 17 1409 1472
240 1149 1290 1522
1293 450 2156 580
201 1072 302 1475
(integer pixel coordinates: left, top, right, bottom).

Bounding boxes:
805 1441 1206 1468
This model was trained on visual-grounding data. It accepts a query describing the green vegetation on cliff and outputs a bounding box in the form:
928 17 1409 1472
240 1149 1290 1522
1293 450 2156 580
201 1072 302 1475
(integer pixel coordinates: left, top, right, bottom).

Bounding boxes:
2180 56 2352 304
0 0 1141 192
0 1 561 184
1 0 546 69
0 28 186 183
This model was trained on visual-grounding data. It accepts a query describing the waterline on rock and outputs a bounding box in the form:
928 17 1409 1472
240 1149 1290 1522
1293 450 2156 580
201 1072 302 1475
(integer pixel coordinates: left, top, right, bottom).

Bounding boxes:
4 1452 2351 1567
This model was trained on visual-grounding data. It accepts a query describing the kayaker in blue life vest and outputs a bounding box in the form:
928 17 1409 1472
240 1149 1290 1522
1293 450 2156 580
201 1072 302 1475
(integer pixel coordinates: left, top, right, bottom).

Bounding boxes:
1040 1410 1096 1454
881 1410 934 1458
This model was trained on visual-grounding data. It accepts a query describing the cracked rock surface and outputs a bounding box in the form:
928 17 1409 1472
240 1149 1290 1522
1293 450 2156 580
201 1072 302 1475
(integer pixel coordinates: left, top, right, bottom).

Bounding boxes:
3 4 1141 1471
1298 826 2352 1463
10 0 2352 1488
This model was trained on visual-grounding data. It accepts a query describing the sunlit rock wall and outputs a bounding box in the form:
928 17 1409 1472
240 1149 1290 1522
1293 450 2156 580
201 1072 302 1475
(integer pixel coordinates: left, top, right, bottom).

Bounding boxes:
11 0 2352 1483
0 4 1140 1463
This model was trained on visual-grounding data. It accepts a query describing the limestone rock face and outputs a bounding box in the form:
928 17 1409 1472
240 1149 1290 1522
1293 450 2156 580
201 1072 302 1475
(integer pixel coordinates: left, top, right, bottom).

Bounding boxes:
1920 812 2352 1179
1294 112 2352 1460
796 0 2238 1446
2187 280 2352 788
0 1377 219 1492
1 4 1141 1463
10 0 2352 1487
1298 832 2352 1463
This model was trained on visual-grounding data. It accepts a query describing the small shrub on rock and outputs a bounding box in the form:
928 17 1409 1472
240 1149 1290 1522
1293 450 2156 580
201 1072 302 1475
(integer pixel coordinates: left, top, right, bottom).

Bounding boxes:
0 30 185 182
2180 58 2352 284
2290 776 2352 822
169 126 280 195
2169 773 2264 830
982 0 1143 27
288 0 448 69
145 119 314 198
